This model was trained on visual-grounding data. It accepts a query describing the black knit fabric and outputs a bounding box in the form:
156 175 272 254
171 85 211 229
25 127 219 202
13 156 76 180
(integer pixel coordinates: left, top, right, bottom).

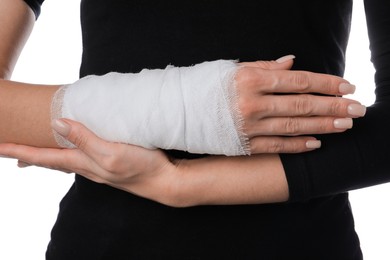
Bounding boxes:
22 0 390 258
22 0 44 18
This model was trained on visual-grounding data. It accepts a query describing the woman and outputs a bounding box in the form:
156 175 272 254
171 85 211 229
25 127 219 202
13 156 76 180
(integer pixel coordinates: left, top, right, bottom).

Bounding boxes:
1 0 389 259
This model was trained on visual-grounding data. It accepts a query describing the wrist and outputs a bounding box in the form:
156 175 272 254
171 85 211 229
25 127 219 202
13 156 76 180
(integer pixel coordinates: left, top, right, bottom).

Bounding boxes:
167 156 225 207
158 157 215 208
162 158 201 208
135 157 197 208
166 154 290 207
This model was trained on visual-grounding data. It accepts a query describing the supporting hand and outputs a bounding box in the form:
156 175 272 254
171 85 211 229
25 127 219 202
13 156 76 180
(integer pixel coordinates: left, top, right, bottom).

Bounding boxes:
0 119 291 207
0 119 292 207
0 119 179 206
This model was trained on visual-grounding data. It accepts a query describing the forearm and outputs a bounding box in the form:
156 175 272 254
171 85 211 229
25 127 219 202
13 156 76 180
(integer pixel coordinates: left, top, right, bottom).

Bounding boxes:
278 0 390 201
0 0 61 147
173 154 288 207
175 0 390 207
0 79 60 147
280 101 390 201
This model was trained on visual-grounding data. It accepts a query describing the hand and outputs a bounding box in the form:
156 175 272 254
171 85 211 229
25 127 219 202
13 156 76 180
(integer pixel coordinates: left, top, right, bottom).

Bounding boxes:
0 119 179 206
237 55 366 153
0 119 290 207
0 120 287 207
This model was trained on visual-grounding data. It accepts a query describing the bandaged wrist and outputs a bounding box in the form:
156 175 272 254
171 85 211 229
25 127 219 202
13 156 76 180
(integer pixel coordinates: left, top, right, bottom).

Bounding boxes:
51 60 250 156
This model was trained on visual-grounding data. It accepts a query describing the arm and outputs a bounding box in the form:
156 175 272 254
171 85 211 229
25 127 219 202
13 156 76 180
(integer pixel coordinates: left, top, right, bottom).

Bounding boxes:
277 0 390 201
1 1 365 154
172 154 288 206
180 0 390 205
0 0 61 148
0 119 288 207
0 0 374 206
51 57 364 155
1 62 360 152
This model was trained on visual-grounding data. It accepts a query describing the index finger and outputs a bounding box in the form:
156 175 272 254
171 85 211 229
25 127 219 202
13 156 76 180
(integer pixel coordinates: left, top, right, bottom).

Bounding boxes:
0 143 85 171
256 69 355 96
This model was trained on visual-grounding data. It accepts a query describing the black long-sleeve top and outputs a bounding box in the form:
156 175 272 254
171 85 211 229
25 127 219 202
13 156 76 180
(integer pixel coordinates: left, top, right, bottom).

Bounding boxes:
21 0 390 259
280 0 390 201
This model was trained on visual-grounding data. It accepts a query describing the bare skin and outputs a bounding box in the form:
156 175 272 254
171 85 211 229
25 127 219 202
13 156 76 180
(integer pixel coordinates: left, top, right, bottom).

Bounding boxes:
0 80 59 147
0 0 365 206
0 118 290 206
0 0 60 147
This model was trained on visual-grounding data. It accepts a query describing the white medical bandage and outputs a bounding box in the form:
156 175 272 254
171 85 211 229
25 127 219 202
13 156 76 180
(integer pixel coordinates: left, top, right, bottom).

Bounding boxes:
51 60 250 156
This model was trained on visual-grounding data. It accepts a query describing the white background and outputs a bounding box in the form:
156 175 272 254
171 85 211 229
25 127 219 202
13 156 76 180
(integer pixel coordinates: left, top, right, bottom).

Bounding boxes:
0 0 389 259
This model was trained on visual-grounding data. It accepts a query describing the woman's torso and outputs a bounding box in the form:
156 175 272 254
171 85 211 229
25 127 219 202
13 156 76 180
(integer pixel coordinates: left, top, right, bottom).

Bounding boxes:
47 0 362 259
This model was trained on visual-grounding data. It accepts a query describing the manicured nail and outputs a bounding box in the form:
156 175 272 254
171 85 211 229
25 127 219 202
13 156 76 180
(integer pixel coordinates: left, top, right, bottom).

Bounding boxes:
334 118 353 129
306 140 321 149
18 161 31 168
339 83 356 95
276 55 296 63
348 104 366 117
51 119 71 137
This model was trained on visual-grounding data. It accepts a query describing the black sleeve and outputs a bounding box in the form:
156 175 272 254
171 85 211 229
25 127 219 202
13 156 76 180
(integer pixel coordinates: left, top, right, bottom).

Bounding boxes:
280 0 390 202
22 0 44 19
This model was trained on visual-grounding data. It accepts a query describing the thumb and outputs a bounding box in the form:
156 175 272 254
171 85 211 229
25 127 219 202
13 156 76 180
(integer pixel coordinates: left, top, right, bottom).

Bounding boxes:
51 118 109 154
241 54 295 70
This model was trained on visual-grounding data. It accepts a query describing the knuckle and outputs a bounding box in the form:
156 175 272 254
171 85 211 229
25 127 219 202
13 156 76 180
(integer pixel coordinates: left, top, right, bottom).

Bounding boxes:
101 154 121 173
316 122 329 133
321 78 335 94
292 72 310 92
238 98 253 118
265 138 305 153
262 99 276 115
239 96 274 120
236 68 254 87
289 143 302 153
329 99 344 115
99 145 129 173
284 117 300 135
251 137 301 153
71 132 88 150
294 95 313 115
258 138 285 153
317 118 336 133
239 99 259 119
238 67 269 90
290 139 307 153
268 140 285 153
254 60 273 69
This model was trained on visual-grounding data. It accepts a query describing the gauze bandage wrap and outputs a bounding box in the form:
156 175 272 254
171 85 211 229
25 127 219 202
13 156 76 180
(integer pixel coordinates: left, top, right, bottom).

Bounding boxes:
51 60 250 156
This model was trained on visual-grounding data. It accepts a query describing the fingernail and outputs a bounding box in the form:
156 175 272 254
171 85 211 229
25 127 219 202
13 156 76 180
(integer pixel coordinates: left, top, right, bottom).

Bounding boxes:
334 118 353 129
51 119 71 137
348 104 367 117
306 140 321 149
18 161 31 168
339 83 356 95
276 54 296 63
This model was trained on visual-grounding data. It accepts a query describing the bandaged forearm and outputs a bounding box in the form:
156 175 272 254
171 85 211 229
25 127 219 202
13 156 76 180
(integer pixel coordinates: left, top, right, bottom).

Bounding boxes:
51 60 250 156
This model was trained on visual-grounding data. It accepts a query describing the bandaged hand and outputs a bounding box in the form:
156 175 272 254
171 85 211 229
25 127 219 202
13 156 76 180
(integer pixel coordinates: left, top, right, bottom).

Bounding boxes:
51 56 365 155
